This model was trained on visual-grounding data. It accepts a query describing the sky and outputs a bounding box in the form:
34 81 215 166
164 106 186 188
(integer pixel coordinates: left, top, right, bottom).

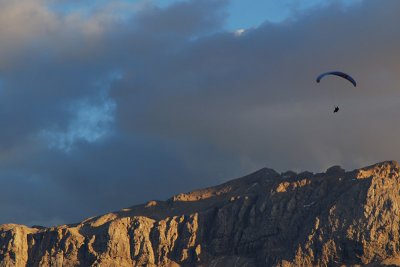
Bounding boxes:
1 0 400 226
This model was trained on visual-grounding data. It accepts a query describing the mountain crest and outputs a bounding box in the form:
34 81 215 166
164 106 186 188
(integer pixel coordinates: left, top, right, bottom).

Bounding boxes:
1 161 400 266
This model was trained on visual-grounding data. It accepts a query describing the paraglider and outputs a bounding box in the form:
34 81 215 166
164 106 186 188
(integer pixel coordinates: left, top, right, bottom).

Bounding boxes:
316 71 356 87
316 71 356 113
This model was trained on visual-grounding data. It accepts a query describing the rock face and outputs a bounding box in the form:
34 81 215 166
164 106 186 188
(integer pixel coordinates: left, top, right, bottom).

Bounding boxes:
2 161 400 266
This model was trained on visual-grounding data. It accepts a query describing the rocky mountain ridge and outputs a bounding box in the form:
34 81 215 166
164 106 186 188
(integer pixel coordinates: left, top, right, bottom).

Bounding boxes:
2 161 400 266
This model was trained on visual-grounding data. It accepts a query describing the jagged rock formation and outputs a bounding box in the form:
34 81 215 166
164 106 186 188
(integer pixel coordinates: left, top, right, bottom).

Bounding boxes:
2 161 400 266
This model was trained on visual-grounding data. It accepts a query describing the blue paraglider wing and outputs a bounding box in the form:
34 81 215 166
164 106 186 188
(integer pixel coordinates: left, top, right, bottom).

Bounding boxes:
316 71 356 87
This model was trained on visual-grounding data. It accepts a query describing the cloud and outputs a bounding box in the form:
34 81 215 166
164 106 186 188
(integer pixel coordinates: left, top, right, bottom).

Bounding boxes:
1 0 400 226
115 0 400 172
41 96 116 152
40 70 119 152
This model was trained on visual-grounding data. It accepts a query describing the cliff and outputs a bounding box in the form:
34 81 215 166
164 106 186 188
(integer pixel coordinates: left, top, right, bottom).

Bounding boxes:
1 161 400 266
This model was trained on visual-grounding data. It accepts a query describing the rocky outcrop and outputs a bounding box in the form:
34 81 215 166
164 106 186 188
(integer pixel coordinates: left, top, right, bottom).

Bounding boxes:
2 161 400 266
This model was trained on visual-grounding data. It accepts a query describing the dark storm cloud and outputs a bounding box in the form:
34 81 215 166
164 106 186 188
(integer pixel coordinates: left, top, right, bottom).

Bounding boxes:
0 0 234 226
117 0 400 171
1 0 400 225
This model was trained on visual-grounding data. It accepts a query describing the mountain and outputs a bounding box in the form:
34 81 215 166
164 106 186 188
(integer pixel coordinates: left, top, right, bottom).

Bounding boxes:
1 161 400 266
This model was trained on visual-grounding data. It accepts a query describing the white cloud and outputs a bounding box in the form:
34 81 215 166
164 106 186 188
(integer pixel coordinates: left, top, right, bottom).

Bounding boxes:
234 28 245 36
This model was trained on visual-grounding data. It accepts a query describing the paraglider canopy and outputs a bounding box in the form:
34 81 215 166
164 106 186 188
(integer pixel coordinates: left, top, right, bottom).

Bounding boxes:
316 71 356 87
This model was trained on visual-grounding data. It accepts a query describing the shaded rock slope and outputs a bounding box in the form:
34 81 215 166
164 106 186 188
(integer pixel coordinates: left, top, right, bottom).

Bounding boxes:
2 161 400 266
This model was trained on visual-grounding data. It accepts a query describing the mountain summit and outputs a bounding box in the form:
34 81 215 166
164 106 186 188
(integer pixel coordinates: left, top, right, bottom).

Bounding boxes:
1 161 400 266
